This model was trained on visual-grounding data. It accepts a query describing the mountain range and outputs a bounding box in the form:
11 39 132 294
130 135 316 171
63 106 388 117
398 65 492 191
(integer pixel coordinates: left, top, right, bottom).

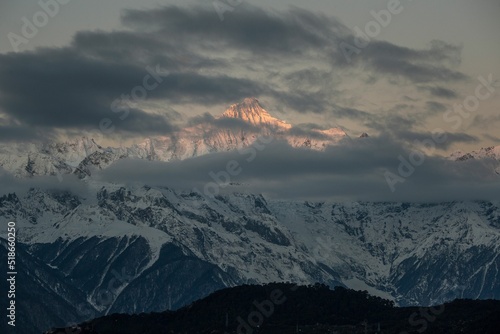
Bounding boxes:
1 185 500 333
1 97 498 180
0 98 499 333
0 98 348 179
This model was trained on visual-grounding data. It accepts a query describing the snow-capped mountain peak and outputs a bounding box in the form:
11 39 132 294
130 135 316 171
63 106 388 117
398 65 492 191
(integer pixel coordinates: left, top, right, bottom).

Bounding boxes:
0 97 350 178
449 145 500 175
451 146 500 161
221 97 291 130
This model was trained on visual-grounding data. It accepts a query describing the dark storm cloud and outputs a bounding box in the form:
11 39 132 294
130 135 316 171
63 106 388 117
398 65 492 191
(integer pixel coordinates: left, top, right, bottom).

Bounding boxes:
421 86 458 99
287 124 331 140
125 4 465 81
0 49 268 137
155 73 268 104
71 30 227 72
275 91 331 113
470 114 500 130
0 4 469 142
332 106 375 121
94 137 404 191
122 5 349 55
0 49 177 135
93 137 500 202
122 5 466 88
403 96 419 102
483 134 500 143
425 101 448 114
187 112 260 131
365 57 465 84
72 30 170 62
337 40 466 84
326 104 421 136
0 167 88 197
283 68 336 90
395 130 478 150
120 5 352 114
0 124 50 142
365 113 418 132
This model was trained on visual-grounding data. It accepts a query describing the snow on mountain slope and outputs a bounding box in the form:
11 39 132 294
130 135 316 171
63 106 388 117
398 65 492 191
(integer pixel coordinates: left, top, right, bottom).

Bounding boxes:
0 137 102 178
451 146 500 161
0 98 347 178
450 146 500 175
2 185 499 318
271 200 500 305
0 239 96 334
221 97 292 130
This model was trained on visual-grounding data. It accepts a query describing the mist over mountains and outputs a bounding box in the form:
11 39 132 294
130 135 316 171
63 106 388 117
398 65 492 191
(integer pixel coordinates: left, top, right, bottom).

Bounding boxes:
0 98 347 177
0 98 499 202
1 182 500 332
0 98 499 334
1 2 499 333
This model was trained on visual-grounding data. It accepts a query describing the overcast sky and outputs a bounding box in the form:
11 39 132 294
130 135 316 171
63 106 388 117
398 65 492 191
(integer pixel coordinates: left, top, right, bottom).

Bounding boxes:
0 0 499 200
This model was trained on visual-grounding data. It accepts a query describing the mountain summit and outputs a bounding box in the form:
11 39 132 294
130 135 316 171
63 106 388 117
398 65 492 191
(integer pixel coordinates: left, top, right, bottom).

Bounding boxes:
221 97 291 129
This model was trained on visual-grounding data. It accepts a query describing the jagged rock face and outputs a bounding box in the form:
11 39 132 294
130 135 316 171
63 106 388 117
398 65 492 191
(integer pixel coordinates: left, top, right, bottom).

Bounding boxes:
451 146 500 161
1 98 499 333
450 146 500 175
0 138 102 178
1 186 499 333
221 97 292 130
0 98 347 178
0 98 496 179
0 240 94 334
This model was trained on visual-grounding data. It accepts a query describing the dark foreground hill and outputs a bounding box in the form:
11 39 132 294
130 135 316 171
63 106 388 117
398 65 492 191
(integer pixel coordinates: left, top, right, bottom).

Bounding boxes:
48 283 500 334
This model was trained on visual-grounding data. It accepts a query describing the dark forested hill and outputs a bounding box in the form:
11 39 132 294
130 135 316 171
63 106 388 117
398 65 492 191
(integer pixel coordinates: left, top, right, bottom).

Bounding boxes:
47 283 500 334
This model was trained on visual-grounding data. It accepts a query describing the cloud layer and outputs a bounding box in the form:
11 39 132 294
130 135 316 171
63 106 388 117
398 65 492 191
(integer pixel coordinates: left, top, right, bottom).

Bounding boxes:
1 4 496 203
92 137 500 202
0 4 469 143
